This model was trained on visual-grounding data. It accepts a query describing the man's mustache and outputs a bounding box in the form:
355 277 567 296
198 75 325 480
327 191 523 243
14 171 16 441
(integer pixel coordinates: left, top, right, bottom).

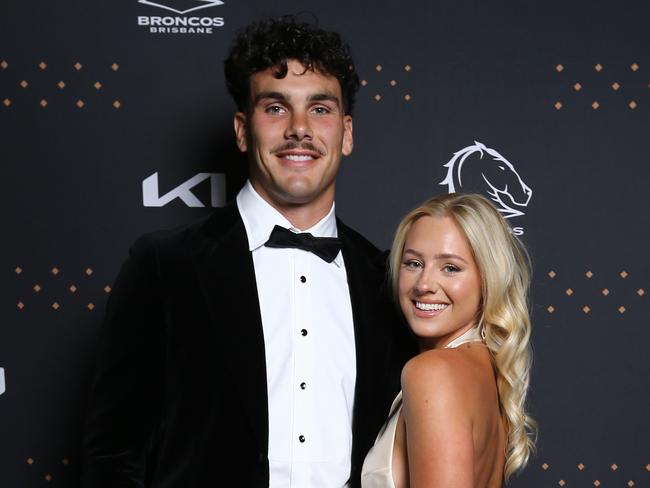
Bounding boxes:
271 141 325 156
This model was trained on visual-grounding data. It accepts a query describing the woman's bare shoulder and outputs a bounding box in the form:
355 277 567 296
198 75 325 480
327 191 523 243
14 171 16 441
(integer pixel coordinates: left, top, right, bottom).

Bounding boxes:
401 347 485 408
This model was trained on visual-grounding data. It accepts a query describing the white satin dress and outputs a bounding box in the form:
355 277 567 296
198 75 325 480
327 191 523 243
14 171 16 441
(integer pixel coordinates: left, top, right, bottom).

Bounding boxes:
360 327 484 488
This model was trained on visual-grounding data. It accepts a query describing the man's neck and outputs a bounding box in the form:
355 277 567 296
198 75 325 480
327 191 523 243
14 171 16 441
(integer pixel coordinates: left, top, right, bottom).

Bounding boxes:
275 204 332 231
250 183 335 231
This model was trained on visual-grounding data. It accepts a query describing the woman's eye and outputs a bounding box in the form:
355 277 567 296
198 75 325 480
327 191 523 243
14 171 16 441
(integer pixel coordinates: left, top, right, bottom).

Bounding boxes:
403 260 422 269
442 264 460 273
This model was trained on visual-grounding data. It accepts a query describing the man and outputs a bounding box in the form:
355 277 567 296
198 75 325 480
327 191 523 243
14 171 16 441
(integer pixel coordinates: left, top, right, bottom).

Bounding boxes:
82 15 413 487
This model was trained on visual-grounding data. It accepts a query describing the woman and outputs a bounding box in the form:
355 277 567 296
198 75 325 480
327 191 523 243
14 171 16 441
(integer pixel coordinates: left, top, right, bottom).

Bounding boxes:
362 193 536 487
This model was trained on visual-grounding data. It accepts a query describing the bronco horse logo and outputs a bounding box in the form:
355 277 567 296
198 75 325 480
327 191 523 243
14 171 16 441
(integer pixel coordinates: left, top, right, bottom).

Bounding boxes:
440 141 532 218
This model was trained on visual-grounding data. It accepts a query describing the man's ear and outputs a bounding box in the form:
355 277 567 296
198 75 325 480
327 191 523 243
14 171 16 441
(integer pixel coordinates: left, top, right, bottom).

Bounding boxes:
342 115 353 156
234 112 247 152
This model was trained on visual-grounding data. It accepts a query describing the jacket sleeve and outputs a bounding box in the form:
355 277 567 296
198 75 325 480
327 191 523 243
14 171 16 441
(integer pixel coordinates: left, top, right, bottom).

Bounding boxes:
81 236 166 488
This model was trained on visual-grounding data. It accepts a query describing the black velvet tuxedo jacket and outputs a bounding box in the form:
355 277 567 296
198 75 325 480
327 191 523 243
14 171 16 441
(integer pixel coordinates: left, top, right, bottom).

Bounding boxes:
82 203 413 488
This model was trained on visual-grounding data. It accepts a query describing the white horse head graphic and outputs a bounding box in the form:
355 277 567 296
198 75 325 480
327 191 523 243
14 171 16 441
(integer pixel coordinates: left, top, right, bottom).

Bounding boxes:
440 141 532 218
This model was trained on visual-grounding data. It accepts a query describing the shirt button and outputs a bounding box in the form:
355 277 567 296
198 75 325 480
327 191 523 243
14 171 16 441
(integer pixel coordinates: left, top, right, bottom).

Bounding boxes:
299 435 306 443
300 382 306 390
300 275 306 283
300 329 308 336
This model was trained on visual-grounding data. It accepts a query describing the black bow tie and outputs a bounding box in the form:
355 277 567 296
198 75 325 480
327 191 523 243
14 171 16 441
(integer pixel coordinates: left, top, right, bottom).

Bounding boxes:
264 225 342 263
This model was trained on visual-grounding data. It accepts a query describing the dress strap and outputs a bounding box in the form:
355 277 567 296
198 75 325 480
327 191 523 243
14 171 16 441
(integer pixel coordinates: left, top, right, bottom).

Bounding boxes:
444 326 484 349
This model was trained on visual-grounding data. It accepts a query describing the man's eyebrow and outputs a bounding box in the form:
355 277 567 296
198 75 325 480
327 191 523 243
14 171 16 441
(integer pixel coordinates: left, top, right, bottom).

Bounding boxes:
253 91 288 105
308 93 341 104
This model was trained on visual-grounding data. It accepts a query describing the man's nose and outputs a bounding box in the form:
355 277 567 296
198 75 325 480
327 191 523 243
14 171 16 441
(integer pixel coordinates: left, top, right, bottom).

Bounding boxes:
285 111 312 140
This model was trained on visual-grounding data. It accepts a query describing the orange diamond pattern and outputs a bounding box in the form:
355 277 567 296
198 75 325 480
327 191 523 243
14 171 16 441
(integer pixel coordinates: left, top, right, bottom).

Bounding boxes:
629 101 637 109
618 306 626 313
578 463 585 470
404 64 412 71
566 288 574 296
631 63 639 71
548 270 557 278
39 62 47 70
582 305 591 313
555 64 564 72
592 101 600 109
638 288 645 296
595 63 603 72
612 82 621 91
574 82 582 91
547 305 555 313
620 271 629 278
111 62 120 71
602 288 609 296
585 270 593 278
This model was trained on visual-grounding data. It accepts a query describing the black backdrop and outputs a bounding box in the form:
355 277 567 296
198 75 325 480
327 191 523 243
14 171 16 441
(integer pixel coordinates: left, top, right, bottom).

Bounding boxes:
2 0 649 486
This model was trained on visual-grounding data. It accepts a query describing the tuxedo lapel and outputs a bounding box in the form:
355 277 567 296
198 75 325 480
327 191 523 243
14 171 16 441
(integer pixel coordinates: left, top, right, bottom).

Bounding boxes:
189 205 269 456
338 220 396 478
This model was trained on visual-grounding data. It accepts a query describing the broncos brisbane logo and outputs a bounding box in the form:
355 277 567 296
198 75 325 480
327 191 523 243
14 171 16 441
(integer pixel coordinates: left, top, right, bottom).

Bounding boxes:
440 141 532 219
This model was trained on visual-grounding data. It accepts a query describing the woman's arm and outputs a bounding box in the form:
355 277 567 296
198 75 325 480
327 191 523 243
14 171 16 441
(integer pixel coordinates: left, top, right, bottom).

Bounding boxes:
401 351 475 488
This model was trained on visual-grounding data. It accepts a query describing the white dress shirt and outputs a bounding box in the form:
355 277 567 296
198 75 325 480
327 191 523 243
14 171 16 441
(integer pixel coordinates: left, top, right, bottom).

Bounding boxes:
237 181 357 488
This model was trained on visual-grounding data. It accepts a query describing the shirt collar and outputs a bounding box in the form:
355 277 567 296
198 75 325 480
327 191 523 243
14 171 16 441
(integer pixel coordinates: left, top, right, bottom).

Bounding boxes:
236 180 342 266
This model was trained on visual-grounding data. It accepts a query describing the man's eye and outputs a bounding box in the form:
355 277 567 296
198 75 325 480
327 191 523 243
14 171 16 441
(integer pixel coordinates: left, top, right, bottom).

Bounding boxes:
266 105 285 114
312 106 331 114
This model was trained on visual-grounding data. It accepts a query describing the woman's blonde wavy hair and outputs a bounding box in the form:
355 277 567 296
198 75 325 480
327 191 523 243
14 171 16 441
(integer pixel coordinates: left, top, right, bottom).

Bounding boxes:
389 192 537 480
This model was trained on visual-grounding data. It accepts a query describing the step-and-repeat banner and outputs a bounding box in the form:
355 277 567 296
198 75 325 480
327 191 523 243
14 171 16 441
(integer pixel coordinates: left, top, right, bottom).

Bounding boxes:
2 0 649 486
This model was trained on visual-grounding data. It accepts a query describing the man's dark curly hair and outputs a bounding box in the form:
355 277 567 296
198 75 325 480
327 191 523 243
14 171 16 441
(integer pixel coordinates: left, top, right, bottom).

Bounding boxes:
224 15 360 116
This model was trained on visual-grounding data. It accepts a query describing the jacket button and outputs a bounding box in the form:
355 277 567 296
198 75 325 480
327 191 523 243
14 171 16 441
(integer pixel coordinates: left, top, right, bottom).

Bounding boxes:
300 329 308 336
300 275 306 283
300 382 306 390
299 435 306 443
